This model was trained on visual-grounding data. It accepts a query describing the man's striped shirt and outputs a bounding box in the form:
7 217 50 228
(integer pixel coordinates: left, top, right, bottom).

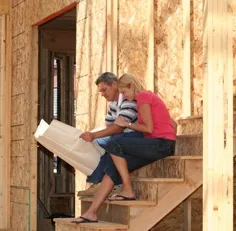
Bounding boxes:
105 94 137 131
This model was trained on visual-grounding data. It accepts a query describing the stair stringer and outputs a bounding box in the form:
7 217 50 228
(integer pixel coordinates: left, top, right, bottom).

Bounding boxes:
128 159 202 231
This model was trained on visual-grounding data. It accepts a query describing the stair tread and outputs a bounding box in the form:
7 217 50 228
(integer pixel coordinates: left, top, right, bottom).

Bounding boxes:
165 155 202 160
131 177 184 182
177 133 202 137
54 218 128 229
177 133 236 138
176 115 203 120
80 197 156 206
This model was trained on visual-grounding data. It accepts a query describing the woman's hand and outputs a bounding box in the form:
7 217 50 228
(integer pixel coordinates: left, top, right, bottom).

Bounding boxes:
114 117 129 127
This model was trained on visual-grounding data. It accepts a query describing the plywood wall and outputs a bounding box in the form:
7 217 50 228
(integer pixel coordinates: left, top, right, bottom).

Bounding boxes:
10 1 78 231
76 0 107 131
118 0 149 86
8 0 236 231
154 0 183 118
75 0 107 215
150 198 202 231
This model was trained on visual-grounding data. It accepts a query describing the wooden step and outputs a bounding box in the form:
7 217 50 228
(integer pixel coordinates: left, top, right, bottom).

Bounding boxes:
132 155 202 181
128 159 203 231
80 177 185 226
166 155 203 160
175 134 236 156
177 115 203 135
54 218 128 231
175 134 203 156
81 197 156 206
131 177 184 182
176 113 236 135
80 198 155 225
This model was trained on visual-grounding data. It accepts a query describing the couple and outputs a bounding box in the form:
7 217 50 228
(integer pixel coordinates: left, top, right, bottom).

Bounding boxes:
74 72 176 223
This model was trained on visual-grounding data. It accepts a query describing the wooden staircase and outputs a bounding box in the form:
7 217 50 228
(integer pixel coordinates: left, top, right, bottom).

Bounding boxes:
54 131 204 230
55 156 202 231
55 110 235 231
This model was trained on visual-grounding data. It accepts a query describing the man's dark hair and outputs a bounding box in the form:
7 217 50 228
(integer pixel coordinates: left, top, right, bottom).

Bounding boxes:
95 72 117 86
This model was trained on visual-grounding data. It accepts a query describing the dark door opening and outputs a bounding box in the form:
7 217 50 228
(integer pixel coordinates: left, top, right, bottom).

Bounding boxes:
37 7 76 231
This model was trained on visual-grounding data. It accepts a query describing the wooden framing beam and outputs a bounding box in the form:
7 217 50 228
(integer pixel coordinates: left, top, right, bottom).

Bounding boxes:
0 1 12 228
182 0 191 116
30 26 39 231
106 0 112 72
203 0 233 231
0 0 8 15
145 0 154 91
184 199 192 231
111 0 118 76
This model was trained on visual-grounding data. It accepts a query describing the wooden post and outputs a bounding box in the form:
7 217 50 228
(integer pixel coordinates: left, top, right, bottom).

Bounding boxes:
111 0 118 76
0 0 12 228
106 0 118 76
30 26 39 231
106 0 112 73
145 0 154 91
184 199 192 231
182 0 191 116
203 0 233 231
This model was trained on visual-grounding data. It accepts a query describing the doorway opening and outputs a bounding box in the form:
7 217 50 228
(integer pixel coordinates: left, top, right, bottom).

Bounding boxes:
37 7 76 231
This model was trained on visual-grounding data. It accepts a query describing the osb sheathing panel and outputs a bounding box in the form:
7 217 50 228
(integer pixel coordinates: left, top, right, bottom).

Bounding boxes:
118 0 148 85
150 202 184 231
11 125 26 141
154 0 183 118
10 1 79 230
11 157 30 187
10 203 29 231
76 4 107 130
10 188 29 231
150 198 202 231
154 0 205 117
191 0 203 115
11 187 29 204
11 95 25 125
75 1 107 216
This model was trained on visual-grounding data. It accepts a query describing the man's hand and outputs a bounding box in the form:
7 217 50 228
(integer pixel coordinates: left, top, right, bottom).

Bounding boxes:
114 117 128 127
80 132 95 142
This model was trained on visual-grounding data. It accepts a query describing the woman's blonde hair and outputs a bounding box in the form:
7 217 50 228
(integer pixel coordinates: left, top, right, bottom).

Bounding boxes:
118 73 144 93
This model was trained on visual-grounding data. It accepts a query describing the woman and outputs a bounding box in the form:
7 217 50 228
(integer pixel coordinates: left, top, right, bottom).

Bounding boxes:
72 74 176 223
106 73 176 200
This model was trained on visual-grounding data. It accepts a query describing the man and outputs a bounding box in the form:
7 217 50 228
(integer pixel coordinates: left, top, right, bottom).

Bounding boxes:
77 72 138 197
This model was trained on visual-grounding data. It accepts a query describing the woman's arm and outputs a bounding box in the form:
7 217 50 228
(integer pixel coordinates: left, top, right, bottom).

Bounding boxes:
115 103 153 133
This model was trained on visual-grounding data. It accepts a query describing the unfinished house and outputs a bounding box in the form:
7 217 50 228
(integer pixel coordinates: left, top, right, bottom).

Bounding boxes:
0 0 235 231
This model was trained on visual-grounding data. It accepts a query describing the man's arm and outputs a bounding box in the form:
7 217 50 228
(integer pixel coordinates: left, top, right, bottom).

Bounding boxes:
92 124 125 139
80 123 125 142
80 99 137 142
